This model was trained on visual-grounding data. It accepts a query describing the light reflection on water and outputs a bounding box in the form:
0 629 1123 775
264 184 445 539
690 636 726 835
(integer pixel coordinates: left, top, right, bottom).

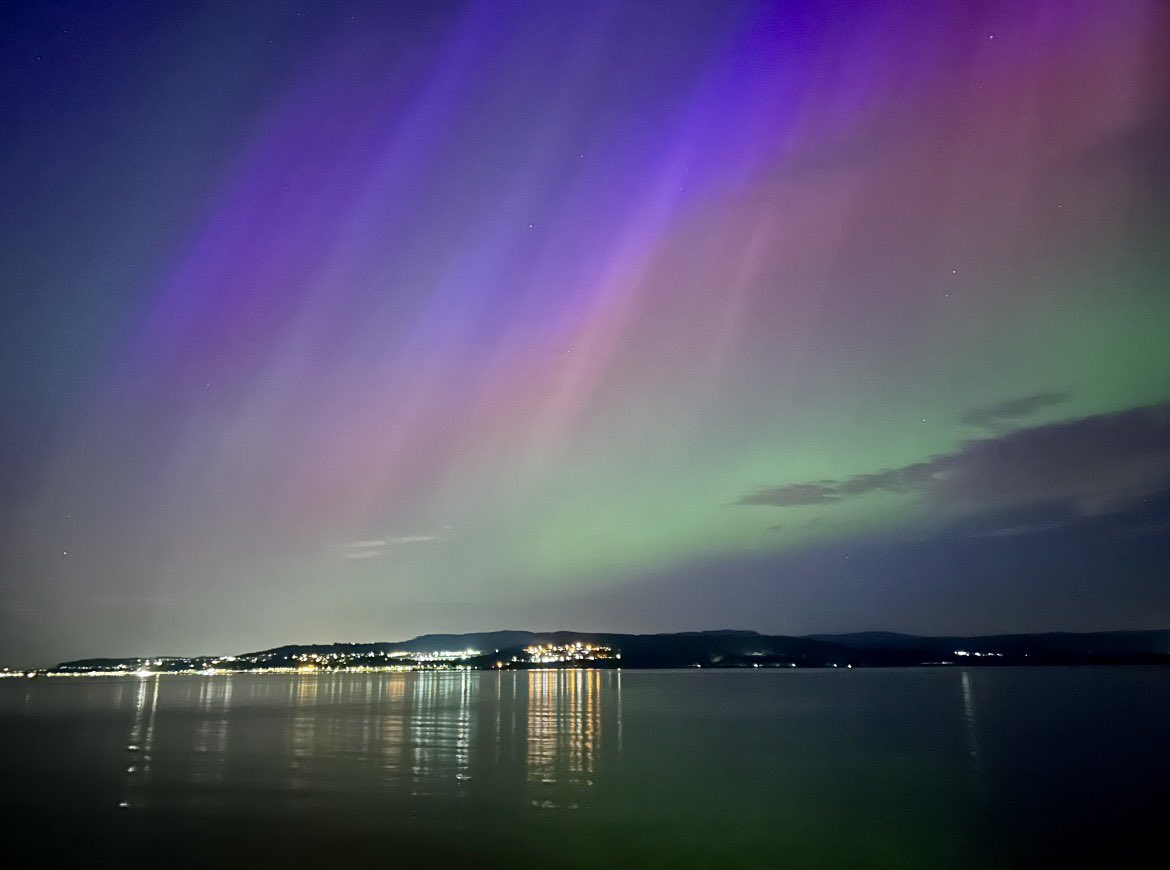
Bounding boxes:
121 674 159 809
4 668 1170 868
959 669 983 792
527 669 604 808
95 669 624 815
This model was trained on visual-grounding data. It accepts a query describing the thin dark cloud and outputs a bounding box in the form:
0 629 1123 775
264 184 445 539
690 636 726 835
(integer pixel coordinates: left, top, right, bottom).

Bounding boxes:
960 391 1070 430
835 461 940 496
610 490 1170 637
739 482 841 506
739 461 946 506
741 402 1170 519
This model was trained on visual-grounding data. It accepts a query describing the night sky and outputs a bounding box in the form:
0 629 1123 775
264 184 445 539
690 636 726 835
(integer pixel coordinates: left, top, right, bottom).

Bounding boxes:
2 1 1169 664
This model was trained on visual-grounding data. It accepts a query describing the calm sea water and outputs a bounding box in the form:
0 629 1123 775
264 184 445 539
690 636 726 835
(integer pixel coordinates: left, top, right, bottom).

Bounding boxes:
1 668 1167 868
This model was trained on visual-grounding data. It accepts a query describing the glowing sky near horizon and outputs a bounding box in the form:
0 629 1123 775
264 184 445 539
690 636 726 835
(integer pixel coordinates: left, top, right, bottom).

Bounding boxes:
2 0 1169 663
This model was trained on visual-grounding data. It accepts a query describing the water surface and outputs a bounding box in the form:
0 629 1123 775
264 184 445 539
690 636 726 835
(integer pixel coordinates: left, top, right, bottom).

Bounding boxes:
2 668 1167 867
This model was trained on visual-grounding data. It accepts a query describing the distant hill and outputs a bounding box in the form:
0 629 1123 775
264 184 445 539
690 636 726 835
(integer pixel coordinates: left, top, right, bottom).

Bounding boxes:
46 628 1170 674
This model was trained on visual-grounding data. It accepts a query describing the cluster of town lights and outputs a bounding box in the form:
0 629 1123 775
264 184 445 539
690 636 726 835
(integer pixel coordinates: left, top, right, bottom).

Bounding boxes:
6 644 627 678
12 649 494 678
519 643 618 666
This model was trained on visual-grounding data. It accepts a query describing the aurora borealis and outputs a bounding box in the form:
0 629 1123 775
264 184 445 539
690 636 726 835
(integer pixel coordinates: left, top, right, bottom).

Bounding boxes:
2 1 1169 663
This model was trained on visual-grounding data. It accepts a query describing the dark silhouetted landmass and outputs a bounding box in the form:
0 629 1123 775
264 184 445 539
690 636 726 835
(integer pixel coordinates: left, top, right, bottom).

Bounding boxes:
16 628 1170 677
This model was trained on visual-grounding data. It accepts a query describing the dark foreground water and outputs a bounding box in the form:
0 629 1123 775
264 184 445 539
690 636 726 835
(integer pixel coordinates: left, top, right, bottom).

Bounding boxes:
1 668 1167 868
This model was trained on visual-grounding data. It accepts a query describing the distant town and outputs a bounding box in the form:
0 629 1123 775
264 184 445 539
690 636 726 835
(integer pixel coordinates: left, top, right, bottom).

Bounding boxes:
3 628 1170 679
0 639 620 678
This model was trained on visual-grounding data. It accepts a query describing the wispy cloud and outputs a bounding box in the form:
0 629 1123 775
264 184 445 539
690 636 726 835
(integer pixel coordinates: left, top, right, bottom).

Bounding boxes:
340 533 444 560
970 522 1062 538
740 402 1170 520
341 540 386 560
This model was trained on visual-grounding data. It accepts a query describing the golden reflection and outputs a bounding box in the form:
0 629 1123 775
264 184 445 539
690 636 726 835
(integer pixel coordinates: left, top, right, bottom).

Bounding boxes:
377 673 409 780
289 674 319 790
106 667 622 814
526 669 612 808
386 674 407 702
